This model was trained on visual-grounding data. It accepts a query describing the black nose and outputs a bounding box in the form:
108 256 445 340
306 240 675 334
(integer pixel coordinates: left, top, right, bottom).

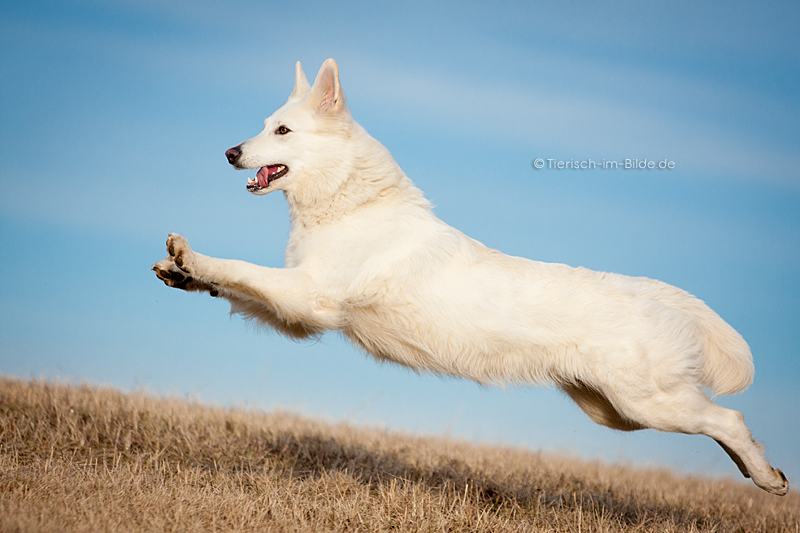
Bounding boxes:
225 146 241 165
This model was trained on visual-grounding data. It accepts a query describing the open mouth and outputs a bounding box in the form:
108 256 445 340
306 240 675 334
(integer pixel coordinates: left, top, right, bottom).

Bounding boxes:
247 164 289 192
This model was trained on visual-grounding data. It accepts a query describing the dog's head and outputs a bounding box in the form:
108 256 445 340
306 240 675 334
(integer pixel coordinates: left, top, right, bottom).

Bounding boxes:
224 59 355 198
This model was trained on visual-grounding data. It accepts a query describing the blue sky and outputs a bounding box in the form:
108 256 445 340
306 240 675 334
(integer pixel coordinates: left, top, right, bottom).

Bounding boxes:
2 1 799 486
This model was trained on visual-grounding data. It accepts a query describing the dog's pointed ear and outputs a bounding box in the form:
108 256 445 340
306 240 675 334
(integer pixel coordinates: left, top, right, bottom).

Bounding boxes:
288 61 310 103
309 58 346 115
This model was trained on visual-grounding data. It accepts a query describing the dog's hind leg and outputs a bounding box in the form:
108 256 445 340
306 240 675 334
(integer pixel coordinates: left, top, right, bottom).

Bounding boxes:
699 404 787 495
714 437 750 478
619 389 788 495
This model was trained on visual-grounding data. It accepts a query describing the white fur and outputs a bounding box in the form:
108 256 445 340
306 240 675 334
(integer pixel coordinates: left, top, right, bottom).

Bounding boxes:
154 59 788 495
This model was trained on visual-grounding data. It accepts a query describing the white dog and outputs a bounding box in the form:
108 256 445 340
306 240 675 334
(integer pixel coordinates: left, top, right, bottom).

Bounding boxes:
153 59 788 495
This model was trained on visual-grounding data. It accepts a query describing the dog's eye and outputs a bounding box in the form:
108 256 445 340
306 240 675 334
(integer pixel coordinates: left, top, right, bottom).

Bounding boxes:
275 125 291 135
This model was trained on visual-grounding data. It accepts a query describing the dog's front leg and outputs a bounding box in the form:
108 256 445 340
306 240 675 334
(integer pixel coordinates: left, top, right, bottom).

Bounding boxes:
152 233 341 332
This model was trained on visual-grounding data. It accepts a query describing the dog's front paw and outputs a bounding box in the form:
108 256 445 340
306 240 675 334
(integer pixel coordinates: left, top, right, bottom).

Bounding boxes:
152 257 193 290
166 233 196 276
153 234 218 295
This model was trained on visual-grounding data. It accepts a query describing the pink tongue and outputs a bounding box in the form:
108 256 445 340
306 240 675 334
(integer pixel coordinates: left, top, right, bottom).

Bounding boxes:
256 166 280 187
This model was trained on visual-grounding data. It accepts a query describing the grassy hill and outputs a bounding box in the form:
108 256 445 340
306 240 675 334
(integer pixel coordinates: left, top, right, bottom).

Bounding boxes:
0 376 797 532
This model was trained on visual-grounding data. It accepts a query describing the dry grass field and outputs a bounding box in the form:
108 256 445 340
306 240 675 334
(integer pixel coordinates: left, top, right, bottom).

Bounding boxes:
0 375 797 532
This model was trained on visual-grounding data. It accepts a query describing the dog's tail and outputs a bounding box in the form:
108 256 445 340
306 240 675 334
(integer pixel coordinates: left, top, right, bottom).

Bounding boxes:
648 276 755 396
694 301 754 396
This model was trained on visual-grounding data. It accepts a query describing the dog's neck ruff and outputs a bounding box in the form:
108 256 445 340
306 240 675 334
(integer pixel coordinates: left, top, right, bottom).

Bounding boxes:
283 129 425 230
